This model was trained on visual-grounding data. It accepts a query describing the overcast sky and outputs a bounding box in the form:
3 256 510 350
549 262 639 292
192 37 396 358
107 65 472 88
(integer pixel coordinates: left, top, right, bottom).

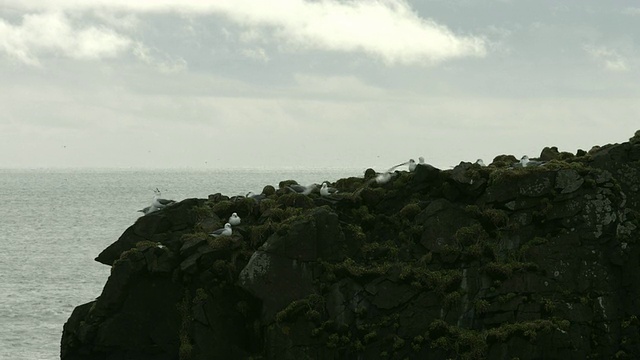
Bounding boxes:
1 1 638 170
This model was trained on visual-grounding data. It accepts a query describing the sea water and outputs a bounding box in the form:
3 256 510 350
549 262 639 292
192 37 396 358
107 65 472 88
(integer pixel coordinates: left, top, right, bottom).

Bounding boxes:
0 168 363 360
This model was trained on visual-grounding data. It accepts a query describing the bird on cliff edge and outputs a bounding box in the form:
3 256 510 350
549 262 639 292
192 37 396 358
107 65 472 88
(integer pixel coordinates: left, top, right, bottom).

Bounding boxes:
408 159 417 172
138 189 176 215
320 182 339 197
229 212 241 226
287 183 318 195
518 155 544 168
210 223 232 237
246 192 266 202
375 161 409 184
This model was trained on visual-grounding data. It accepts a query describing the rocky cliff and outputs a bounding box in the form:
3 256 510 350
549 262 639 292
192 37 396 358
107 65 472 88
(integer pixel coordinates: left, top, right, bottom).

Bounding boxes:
62 132 640 360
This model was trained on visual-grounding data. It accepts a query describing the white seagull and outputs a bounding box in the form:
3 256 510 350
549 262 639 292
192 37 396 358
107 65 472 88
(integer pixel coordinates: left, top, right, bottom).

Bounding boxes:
519 155 544 168
408 159 417 172
375 161 409 184
210 223 232 237
152 188 175 209
139 189 175 215
229 212 241 226
246 192 266 202
475 159 486 167
320 182 338 197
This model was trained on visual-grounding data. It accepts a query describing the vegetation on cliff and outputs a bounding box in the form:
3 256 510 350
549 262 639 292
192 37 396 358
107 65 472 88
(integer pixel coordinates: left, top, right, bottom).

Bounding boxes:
62 131 640 360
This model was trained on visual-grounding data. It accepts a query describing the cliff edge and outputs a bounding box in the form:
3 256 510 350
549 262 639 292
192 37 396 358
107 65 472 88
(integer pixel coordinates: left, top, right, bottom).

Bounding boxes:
62 132 640 359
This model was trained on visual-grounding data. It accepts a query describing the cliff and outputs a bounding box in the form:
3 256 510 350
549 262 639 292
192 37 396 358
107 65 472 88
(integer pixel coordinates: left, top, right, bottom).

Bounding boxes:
62 132 640 359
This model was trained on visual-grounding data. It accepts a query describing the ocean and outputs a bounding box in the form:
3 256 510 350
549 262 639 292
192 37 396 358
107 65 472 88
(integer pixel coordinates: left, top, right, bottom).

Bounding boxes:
0 168 363 360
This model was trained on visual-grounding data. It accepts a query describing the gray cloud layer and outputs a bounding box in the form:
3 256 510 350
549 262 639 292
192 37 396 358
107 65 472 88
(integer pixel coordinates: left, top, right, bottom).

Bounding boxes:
1 1 638 169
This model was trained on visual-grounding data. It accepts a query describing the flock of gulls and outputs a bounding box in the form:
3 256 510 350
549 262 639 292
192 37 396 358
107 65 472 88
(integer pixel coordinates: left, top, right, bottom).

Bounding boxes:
137 155 543 237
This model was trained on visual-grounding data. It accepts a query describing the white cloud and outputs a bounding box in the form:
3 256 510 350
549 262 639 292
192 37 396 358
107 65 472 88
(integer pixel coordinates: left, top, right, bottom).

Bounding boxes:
622 7 640 16
0 12 132 65
584 45 629 72
2 0 487 66
241 47 270 62
133 43 188 73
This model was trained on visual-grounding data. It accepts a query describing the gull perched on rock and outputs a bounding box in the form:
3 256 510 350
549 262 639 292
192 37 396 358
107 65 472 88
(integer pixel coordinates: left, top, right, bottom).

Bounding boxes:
246 192 266 202
229 212 241 226
408 159 417 172
210 223 232 237
139 189 175 215
320 182 338 197
475 159 486 167
519 155 544 168
152 188 176 209
376 161 409 184
288 183 318 195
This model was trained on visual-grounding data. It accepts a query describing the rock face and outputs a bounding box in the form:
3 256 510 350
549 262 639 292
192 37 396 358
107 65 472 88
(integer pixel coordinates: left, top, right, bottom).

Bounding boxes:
62 134 640 360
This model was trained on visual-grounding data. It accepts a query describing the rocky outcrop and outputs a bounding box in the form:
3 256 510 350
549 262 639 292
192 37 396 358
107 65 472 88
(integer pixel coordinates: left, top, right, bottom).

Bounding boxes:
62 132 640 359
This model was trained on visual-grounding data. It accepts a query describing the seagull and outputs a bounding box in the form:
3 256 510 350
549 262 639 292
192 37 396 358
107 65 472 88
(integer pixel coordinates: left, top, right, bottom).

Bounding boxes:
210 223 232 237
475 159 486 167
246 192 267 202
229 212 241 226
288 183 318 195
152 188 176 210
375 161 409 184
138 189 176 215
320 182 338 197
408 159 417 172
519 155 544 168
418 157 426 165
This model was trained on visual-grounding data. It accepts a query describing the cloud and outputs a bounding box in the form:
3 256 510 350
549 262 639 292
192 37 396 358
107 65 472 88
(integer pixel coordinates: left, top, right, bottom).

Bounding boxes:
584 45 629 72
133 43 188 73
0 12 132 65
2 0 487 66
622 7 640 16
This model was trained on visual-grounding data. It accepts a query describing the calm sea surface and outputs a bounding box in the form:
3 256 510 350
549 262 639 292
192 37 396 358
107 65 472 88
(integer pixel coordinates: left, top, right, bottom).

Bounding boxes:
0 168 363 360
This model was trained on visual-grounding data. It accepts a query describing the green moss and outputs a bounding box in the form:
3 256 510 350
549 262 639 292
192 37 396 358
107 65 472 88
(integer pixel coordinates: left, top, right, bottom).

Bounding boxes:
135 240 158 249
326 258 392 279
481 209 509 228
443 291 462 308
249 223 274 248
190 204 214 221
361 241 399 260
177 290 193 360
211 200 233 216
392 336 405 350
454 224 488 246
259 198 278 213
343 223 366 242
399 203 421 219
474 299 490 314
541 297 556 313
193 288 208 303
206 235 235 250
277 192 315 209
275 294 324 323
363 331 377 344
482 261 538 280
486 319 566 343
326 333 340 348
464 205 482 217
181 232 209 243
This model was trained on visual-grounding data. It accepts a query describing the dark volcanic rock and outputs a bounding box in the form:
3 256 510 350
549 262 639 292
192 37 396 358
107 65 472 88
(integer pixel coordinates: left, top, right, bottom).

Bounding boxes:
63 132 640 360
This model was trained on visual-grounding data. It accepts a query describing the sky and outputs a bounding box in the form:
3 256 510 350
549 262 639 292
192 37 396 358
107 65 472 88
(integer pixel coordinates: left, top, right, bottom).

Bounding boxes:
1 0 639 170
